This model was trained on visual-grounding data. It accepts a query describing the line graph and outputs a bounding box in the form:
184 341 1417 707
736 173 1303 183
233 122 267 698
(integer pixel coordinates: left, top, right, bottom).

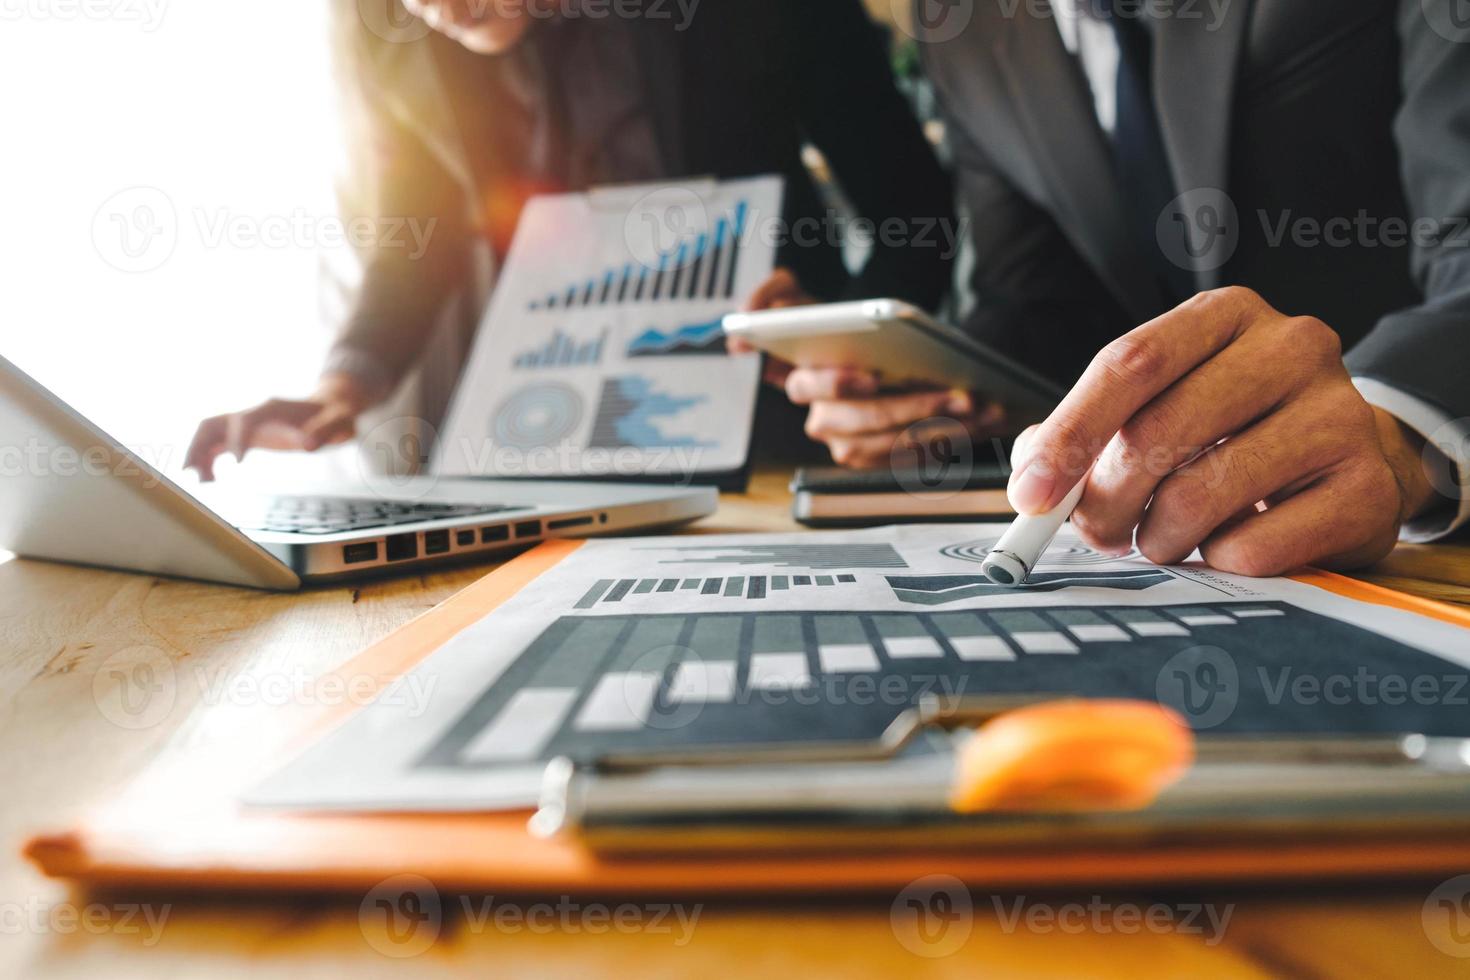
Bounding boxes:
625 318 726 357
887 570 1176 605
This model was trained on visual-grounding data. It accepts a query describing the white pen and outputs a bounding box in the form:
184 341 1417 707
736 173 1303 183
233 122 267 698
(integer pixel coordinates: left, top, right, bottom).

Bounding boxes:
980 474 1089 587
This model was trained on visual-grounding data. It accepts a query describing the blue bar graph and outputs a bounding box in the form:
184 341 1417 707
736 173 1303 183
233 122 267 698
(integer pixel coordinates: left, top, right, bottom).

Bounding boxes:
527 199 750 311
512 328 607 369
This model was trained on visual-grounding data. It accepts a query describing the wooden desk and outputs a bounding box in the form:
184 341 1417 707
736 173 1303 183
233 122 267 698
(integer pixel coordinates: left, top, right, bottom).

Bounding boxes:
4 468 1470 979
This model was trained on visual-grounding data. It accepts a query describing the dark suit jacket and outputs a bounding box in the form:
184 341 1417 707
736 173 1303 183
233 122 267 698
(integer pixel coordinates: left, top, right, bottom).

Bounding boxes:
328 0 955 396
921 0 1470 421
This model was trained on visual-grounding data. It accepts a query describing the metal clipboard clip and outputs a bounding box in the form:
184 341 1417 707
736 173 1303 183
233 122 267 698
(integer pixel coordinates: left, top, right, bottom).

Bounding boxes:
529 696 1470 850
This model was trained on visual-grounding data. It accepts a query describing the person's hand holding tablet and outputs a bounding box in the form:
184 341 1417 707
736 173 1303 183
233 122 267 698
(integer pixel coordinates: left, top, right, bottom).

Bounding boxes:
778 367 1008 469
727 280 1029 468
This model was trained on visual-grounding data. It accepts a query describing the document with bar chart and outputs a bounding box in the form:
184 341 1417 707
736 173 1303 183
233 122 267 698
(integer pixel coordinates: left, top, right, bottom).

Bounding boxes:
252 525 1470 811
435 176 781 480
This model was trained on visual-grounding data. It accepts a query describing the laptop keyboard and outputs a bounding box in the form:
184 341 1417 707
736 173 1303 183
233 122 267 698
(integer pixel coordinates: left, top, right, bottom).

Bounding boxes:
238 496 528 535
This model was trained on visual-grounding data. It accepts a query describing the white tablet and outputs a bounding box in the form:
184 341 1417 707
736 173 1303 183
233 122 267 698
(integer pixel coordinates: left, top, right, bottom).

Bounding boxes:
722 299 1064 417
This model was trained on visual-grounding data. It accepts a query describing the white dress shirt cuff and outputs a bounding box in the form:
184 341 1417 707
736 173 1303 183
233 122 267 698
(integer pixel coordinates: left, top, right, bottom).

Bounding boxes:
1353 377 1470 542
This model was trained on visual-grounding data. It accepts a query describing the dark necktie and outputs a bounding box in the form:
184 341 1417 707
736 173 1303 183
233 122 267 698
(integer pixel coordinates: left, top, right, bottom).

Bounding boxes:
1088 1 1197 304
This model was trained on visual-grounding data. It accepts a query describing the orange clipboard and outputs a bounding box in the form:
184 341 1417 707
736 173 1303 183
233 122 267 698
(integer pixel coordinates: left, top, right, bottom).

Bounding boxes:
25 541 1470 895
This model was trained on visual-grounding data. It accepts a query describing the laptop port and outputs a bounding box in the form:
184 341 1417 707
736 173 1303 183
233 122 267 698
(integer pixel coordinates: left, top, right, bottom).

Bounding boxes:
342 542 379 565
424 529 451 555
385 533 418 562
514 519 543 539
481 525 509 543
548 515 593 531
456 529 475 547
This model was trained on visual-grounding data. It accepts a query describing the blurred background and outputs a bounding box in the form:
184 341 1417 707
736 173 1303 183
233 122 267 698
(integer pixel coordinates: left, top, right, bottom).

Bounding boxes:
0 1 920 480
2 4 343 478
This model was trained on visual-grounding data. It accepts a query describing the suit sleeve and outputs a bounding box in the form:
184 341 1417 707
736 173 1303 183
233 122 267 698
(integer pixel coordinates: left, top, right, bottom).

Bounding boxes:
785 0 957 310
918 32 1130 388
324 12 478 401
1342 1 1470 423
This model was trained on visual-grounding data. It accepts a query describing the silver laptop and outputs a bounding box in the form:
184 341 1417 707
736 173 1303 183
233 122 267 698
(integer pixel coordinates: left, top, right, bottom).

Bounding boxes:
0 355 716 590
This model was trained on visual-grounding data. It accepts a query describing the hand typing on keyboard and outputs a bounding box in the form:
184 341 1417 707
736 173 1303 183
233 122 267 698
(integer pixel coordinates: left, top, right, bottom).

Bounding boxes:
185 373 373 481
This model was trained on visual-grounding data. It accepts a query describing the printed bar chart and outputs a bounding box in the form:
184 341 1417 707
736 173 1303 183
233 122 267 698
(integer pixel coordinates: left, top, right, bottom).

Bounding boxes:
526 200 750 311
427 601 1407 770
579 574 860 607
642 543 908 569
512 328 608 369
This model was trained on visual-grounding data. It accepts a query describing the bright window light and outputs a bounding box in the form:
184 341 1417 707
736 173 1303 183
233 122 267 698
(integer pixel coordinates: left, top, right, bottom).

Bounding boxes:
1 3 344 478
